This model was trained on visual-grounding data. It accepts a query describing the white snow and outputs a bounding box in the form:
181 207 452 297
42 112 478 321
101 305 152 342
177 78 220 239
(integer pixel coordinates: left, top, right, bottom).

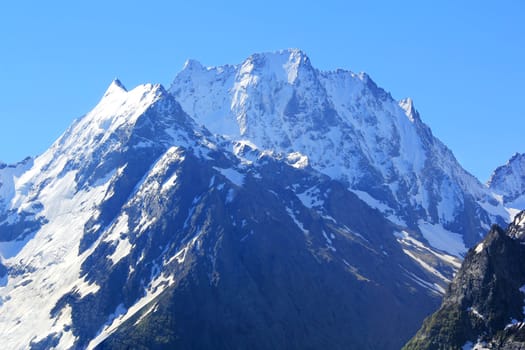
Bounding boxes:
103 213 132 266
0 159 33 211
462 341 490 350
462 342 473 350
489 153 525 208
322 230 336 251
169 50 513 277
475 242 484 254
1 49 522 348
394 230 461 282
0 79 197 349
297 186 324 209
468 307 485 320
352 190 392 212
87 273 175 349
286 207 309 235
166 229 204 265
404 269 445 295
418 221 467 257
213 167 244 187
0 169 112 349
74 278 101 298
286 152 309 169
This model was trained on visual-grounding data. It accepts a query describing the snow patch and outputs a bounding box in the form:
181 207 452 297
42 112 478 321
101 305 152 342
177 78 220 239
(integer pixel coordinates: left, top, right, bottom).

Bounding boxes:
467 307 485 320
286 152 309 169
87 273 175 349
286 207 309 235
214 167 244 187
475 242 484 254
352 190 392 213
418 221 467 257
296 186 324 209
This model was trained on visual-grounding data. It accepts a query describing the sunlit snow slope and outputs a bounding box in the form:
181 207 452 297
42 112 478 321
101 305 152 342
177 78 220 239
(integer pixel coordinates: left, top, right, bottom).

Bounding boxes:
170 49 513 253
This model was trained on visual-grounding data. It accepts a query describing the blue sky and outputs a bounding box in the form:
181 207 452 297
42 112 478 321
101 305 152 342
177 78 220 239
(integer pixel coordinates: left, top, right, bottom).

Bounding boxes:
0 0 523 181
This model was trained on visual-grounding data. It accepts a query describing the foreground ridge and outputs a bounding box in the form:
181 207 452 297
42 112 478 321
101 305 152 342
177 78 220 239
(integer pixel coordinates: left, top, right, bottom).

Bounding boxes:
404 211 525 350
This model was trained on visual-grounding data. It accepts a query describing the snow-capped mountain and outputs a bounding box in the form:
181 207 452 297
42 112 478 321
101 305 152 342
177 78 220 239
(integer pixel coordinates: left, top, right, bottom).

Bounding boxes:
170 49 511 253
0 75 445 350
0 49 518 349
489 153 525 209
0 80 220 349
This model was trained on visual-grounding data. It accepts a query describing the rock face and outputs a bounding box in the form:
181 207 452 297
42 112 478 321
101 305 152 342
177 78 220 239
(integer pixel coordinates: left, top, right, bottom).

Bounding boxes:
404 211 525 350
489 153 525 209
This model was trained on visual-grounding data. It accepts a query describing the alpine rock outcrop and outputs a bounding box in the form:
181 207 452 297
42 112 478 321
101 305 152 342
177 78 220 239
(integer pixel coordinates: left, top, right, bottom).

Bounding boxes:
404 211 525 350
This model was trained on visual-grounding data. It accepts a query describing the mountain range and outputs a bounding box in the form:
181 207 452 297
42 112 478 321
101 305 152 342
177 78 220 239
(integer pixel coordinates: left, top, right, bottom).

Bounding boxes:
0 49 523 349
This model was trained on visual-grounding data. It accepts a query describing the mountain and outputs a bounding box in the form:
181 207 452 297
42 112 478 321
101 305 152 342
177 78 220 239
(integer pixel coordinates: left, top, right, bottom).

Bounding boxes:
489 153 525 209
170 49 511 254
404 211 525 350
0 75 444 350
0 49 517 349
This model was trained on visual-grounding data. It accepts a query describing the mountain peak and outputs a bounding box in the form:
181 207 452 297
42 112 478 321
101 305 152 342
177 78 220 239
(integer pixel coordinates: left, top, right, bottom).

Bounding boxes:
507 210 525 239
248 48 310 62
182 59 204 71
488 152 525 207
241 48 313 84
399 97 420 122
103 78 127 98
509 152 525 163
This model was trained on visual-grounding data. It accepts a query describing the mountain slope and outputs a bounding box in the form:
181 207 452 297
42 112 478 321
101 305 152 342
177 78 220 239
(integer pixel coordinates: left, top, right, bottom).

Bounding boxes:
0 77 445 350
0 80 218 349
489 153 525 209
94 152 441 350
403 211 525 350
170 49 510 255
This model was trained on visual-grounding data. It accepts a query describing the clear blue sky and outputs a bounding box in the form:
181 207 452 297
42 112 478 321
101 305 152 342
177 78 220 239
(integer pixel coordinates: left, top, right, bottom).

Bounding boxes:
0 1 523 182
